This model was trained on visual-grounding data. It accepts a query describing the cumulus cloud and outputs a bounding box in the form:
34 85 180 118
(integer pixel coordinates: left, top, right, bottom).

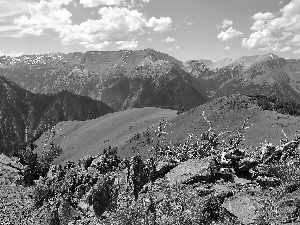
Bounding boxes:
116 40 138 49
2 0 171 50
184 21 193 26
60 7 146 49
79 0 150 8
147 17 173 32
217 27 244 41
218 19 233 29
162 37 176 43
243 0 300 52
14 0 72 36
80 0 122 7
252 12 275 20
291 34 300 45
293 49 300 54
175 46 180 49
224 46 230 50
0 0 31 19
242 29 273 49
280 46 291 52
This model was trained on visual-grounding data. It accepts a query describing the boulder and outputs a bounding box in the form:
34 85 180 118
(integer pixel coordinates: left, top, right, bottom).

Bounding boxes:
0 154 24 171
85 176 112 217
165 156 219 185
156 159 178 177
223 194 262 224
256 176 281 189
212 184 234 203
238 157 259 173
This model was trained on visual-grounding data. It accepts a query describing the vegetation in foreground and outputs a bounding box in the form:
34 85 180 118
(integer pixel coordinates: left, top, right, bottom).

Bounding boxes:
6 109 299 225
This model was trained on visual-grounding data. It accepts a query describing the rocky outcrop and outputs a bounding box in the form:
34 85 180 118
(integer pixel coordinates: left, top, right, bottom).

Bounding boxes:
165 156 219 185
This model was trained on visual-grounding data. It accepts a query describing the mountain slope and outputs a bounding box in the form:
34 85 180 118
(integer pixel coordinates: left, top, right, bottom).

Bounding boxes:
0 76 114 155
186 53 300 102
34 107 177 164
0 49 207 111
35 94 300 165
118 94 300 159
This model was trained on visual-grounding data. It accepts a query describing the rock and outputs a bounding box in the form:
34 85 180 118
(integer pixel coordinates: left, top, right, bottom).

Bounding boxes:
238 157 259 173
78 201 90 212
86 176 113 217
0 154 24 171
212 184 234 203
156 159 178 177
165 156 219 185
256 176 281 189
215 168 235 182
223 194 262 224
250 164 269 177
233 176 252 185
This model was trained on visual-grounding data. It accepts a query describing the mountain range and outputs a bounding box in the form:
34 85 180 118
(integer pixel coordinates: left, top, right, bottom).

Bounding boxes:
2 49 300 156
185 53 300 103
0 76 113 155
2 50 300 108
0 49 207 111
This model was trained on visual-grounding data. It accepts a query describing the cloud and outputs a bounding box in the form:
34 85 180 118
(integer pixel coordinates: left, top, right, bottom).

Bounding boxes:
278 1 284 5
291 34 300 45
147 17 173 32
242 29 274 49
0 0 31 19
224 46 230 50
14 0 72 36
218 19 233 29
79 0 122 7
258 43 282 52
184 21 193 26
252 12 275 20
162 37 176 43
293 49 300 54
175 46 180 49
243 0 300 52
147 38 152 42
1 0 171 51
0 51 25 57
217 27 244 41
84 41 110 50
79 0 150 8
60 7 146 49
116 40 138 49
280 46 291 52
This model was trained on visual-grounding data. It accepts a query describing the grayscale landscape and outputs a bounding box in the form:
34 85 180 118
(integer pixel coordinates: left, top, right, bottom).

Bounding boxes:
1 0 300 224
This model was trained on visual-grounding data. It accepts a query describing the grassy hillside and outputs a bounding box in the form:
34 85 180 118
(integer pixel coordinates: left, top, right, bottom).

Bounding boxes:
165 94 300 149
35 107 177 164
119 94 300 158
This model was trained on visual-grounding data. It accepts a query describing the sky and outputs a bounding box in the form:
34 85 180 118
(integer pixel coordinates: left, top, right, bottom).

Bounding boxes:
0 0 300 61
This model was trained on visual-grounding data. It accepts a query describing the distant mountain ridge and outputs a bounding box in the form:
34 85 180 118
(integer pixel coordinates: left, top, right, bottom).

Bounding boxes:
185 53 300 102
2 49 300 108
0 76 114 155
0 49 207 111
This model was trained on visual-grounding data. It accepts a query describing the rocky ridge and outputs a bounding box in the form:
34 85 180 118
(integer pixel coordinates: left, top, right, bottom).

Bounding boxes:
185 53 300 102
0 76 114 155
0 49 207 111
